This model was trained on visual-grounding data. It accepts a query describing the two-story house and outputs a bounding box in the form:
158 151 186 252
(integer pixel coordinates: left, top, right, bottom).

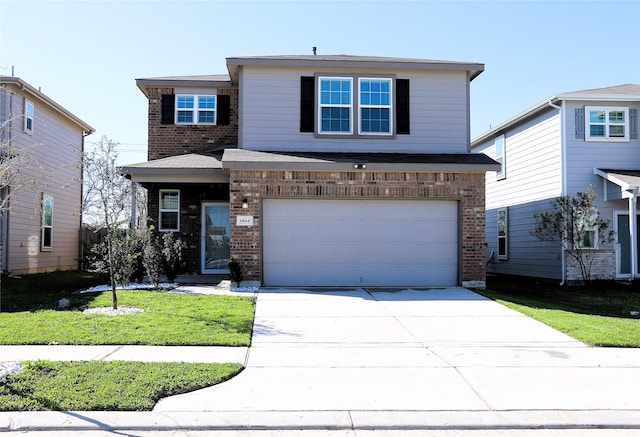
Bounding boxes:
471 84 640 283
121 55 498 288
0 76 94 274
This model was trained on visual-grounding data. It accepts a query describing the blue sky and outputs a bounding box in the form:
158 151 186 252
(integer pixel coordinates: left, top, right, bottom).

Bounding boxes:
1 0 639 165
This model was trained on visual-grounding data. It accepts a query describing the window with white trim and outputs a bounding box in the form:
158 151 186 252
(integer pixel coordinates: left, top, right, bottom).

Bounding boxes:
176 95 216 125
24 100 34 133
495 135 505 180
317 76 394 136
359 78 392 134
42 195 53 250
159 189 180 231
319 77 353 134
497 208 508 259
585 106 629 142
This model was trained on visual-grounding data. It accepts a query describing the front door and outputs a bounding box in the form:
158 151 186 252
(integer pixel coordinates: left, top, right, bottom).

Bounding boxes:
616 212 640 277
201 203 230 274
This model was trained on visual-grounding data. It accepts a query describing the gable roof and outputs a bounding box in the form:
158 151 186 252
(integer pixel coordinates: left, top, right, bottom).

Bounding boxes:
471 83 640 146
0 76 94 134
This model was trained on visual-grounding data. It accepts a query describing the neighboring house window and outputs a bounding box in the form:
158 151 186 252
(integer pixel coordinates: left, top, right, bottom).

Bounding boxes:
24 100 34 133
159 189 180 231
175 95 216 125
359 78 392 135
318 77 353 134
41 195 53 250
497 208 508 260
495 135 506 179
575 206 598 249
585 106 629 142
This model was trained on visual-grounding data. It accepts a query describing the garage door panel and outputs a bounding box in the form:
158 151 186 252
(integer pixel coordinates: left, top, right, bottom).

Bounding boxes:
263 199 458 286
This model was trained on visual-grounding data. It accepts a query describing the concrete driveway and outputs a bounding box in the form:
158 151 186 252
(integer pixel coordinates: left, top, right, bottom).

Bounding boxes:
154 287 640 428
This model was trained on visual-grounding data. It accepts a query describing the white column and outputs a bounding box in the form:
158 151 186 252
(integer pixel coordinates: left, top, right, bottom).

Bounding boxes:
630 191 638 278
130 180 137 230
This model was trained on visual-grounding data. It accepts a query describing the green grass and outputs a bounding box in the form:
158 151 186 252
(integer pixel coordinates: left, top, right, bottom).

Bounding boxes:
0 271 105 312
0 360 243 411
0 289 255 345
479 277 640 347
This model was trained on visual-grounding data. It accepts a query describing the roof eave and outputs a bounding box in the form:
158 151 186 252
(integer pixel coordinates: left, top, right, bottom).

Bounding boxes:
135 77 233 97
1 76 95 134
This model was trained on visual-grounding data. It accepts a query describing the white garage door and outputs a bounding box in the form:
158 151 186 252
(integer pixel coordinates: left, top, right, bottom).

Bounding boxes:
263 199 458 286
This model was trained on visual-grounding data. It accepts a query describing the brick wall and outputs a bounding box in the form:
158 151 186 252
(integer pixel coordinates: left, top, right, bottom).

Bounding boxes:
566 249 615 283
147 183 229 273
146 87 238 161
229 170 487 285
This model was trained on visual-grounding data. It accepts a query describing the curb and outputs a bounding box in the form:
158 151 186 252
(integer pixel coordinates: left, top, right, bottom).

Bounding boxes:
3 410 640 432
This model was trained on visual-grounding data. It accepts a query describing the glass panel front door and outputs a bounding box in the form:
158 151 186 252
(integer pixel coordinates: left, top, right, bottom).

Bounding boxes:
201 203 230 273
616 213 640 276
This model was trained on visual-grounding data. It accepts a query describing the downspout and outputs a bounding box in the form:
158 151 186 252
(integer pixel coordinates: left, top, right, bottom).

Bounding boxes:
629 190 638 279
548 99 567 285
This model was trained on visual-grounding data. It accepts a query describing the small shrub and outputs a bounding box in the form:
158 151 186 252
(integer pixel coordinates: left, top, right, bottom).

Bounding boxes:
162 232 186 282
142 226 163 288
228 258 243 286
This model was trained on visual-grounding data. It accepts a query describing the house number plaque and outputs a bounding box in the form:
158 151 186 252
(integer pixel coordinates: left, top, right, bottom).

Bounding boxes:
237 215 254 226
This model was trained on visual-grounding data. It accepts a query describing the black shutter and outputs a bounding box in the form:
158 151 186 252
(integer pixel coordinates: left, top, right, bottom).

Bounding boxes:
575 108 585 139
396 79 410 135
217 94 231 125
161 94 175 125
300 76 315 132
630 108 637 140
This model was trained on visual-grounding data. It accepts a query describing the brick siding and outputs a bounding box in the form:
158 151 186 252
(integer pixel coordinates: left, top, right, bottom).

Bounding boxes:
146 87 238 161
566 249 615 283
147 183 229 273
229 170 487 285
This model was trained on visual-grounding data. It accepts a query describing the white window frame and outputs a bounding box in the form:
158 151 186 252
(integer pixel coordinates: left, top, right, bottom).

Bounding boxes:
497 207 508 260
41 195 53 251
358 77 393 136
318 77 353 135
175 95 216 125
585 106 629 142
159 189 180 232
317 75 396 137
24 99 34 133
495 134 506 180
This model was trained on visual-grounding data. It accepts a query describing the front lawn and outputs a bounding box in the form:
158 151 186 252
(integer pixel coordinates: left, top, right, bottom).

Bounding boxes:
0 288 255 345
479 276 640 347
0 360 242 411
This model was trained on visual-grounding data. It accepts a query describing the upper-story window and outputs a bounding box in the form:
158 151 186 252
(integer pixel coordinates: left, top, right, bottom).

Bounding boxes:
24 100 34 133
359 78 392 134
305 76 408 137
176 95 216 125
585 106 629 142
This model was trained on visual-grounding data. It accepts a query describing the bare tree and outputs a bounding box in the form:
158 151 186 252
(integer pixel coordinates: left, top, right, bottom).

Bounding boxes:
531 185 615 283
83 135 133 309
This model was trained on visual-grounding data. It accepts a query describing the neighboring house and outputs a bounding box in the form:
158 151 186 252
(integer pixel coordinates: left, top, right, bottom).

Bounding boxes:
0 76 94 274
121 55 498 288
471 84 640 283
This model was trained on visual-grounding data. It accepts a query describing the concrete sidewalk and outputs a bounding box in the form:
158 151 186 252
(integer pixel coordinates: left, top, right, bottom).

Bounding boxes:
2 286 640 433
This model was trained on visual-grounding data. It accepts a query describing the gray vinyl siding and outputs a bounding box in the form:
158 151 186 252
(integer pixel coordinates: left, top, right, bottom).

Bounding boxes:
238 66 470 153
4 87 84 273
475 108 563 279
564 100 640 252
